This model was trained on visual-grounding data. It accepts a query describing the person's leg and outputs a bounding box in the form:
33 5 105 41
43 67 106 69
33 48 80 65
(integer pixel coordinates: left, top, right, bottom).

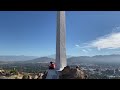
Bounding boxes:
49 67 53 69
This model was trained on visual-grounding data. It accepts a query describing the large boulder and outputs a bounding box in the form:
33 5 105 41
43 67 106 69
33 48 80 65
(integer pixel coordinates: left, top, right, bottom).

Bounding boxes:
59 66 88 79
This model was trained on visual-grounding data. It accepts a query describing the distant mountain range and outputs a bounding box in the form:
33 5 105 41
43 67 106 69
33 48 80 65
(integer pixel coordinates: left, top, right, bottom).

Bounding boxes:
47 54 73 59
67 54 120 64
24 57 55 63
29 54 120 64
0 55 38 61
0 54 120 64
0 54 72 61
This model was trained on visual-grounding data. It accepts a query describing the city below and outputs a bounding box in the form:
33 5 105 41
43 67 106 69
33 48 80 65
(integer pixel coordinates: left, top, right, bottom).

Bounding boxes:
0 54 120 79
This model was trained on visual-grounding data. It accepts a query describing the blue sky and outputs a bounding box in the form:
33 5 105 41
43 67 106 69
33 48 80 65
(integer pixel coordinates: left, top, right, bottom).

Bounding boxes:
0 11 120 56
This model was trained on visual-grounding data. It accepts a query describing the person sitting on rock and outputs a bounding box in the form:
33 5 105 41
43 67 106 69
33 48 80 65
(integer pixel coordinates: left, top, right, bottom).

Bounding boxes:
49 62 55 69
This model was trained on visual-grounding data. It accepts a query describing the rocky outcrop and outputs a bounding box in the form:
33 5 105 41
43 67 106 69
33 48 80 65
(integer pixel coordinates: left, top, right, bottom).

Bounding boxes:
59 66 88 79
22 73 44 79
42 71 48 79
42 66 88 79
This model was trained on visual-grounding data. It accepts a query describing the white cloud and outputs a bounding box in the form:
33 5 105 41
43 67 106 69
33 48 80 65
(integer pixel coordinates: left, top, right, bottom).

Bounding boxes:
113 26 120 32
116 26 120 30
75 44 80 48
75 44 90 53
82 49 88 53
87 48 92 51
88 32 120 50
75 26 120 53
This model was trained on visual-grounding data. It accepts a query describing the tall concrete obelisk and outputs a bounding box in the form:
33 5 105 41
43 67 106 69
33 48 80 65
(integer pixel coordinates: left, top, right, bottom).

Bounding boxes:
56 11 67 70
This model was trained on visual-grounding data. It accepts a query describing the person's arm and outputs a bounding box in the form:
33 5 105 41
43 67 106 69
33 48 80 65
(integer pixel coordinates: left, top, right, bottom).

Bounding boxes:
53 64 56 68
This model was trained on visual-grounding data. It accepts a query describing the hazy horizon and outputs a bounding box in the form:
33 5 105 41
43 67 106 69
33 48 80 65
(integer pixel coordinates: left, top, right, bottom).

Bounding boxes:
0 53 119 57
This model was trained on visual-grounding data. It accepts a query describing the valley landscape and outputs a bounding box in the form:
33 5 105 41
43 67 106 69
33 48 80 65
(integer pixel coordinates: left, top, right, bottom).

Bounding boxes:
1 54 120 79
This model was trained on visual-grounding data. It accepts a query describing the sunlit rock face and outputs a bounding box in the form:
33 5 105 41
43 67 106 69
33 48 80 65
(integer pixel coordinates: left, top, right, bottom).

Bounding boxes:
59 66 88 79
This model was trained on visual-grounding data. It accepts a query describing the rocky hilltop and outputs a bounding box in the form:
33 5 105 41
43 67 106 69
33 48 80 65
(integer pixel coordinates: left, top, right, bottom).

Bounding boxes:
42 66 88 79
59 66 87 79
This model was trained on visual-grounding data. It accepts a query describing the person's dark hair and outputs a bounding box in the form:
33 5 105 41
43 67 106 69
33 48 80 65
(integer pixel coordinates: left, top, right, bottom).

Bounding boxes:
76 65 79 69
50 62 53 64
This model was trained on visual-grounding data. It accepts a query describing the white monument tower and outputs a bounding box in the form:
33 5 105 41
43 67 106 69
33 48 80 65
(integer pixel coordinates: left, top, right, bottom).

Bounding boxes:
56 11 67 70
46 11 67 79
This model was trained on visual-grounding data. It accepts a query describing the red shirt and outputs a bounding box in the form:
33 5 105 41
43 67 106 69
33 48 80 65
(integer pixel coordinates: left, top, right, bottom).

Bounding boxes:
49 63 55 69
